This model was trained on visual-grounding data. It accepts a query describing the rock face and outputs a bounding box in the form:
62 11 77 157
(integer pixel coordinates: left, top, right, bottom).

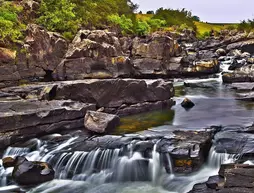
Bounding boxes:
55 30 133 80
84 111 120 133
0 24 68 88
3 156 54 186
0 100 96 149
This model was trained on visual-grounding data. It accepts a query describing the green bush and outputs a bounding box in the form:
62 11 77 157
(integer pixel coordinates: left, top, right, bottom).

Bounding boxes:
0 2 25 44
136 20 150 36
37 0 79 37
147 19 166 32
107 14 134 35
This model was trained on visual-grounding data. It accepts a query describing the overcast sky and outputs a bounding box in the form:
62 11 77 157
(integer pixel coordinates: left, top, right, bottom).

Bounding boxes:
132 0 254 23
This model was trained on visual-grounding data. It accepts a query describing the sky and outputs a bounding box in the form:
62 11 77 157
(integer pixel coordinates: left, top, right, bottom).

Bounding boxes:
132 0 254 23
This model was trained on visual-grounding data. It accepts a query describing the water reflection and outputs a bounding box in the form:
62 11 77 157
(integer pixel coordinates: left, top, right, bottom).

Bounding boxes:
115 110 175 134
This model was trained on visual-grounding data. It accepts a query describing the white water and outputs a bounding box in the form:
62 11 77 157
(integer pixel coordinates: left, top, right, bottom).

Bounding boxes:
0 135 242 193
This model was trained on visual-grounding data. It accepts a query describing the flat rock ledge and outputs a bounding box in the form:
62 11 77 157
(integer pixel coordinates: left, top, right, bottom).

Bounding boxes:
0 100 96 150
0 79 174 149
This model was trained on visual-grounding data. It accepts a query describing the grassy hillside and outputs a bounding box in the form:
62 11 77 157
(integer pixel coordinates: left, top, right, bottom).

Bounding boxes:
194 21 237 34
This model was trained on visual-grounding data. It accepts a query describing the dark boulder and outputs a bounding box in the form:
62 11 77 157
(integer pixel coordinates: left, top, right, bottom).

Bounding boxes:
3 156 54 186
181 98 195 109
228 59 245 70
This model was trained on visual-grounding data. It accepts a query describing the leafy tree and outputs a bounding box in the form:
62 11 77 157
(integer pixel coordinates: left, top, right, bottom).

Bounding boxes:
146 11 155 14
37 0 79 38
107 14 133 35
136 20 150 36
192 16 200 22
0 1 25 44
147 19 166 32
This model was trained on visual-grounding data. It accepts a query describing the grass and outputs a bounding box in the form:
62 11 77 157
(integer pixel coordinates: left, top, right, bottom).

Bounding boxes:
194 21 238 34
136 14 153 21
136 14 239 38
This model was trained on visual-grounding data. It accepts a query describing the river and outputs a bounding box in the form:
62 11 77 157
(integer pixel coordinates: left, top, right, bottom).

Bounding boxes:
0 62 253 193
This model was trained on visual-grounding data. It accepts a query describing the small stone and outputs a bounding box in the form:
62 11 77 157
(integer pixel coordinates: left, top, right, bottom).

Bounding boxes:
181 98 195 109
2 157 15 168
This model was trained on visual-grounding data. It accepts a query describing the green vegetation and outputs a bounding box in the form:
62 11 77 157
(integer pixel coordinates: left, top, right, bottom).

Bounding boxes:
238 19 254 32
0 1 25 45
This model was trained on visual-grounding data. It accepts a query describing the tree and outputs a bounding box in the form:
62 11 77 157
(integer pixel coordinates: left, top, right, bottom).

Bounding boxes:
107 14 133 35
146 10 154 14
37 0 79 38
147 19 166 32
0 2 25 44
136 20 150 36
192 16 200 22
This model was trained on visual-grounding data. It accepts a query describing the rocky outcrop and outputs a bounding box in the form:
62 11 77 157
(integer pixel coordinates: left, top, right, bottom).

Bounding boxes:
0 100 96 149
0 79 175 116
222 64 254 83
0 24 68 88
84 111 120 133
189 164 254 193
3 156 54 186
55 30 133 80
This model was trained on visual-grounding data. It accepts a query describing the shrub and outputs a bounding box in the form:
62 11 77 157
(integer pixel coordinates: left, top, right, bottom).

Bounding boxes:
0 2 26 44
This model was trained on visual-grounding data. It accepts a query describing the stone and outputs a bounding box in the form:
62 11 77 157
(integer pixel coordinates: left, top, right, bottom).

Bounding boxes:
181 98 195 109
216 48 226 56
227 39 254 54
0 100 96 149
222 64 254 83
84 111 120 134
228 59 245 70
4 156 54 186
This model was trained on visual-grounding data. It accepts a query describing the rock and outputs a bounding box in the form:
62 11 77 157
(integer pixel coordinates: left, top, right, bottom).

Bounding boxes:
241 52 251 58
0 100 96 149
55 30 133 80
228 59 245 70
222 64 254 83
216 48 226 56
206 175 224 189
3 156 54 186
0 24 68 88
53 79 175 116
131 33 182 77
181 59 220 76
0 79 175 117
181 98 195 109
227 39 254 54
84 111 120 134
228 49 242 58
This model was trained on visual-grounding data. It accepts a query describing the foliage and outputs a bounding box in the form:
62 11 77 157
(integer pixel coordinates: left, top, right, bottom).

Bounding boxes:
153 8 196 31
37 0 79 39
107 14 133 35
147 19 166 32
146 11 154 14
0 1 26 44
136 20 150 36
237 19 254 32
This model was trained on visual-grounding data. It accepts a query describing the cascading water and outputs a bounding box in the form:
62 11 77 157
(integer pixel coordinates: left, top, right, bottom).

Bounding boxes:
0 134 242 193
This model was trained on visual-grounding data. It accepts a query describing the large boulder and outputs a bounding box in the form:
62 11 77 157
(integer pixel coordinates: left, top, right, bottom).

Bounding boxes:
3 156 54 186
55 30 133 80
131 34 182 77
84 111 120 133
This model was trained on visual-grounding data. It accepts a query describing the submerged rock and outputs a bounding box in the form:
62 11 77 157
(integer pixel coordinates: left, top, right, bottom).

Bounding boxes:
181 98 195 109
84 111 120 134
3 156 54 186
